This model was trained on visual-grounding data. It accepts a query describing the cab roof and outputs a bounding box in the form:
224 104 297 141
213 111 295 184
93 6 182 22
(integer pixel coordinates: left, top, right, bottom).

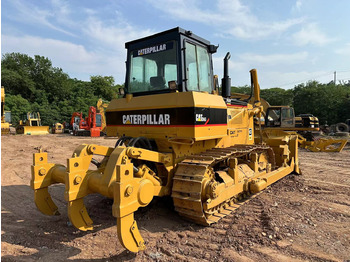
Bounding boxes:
125 27 211 49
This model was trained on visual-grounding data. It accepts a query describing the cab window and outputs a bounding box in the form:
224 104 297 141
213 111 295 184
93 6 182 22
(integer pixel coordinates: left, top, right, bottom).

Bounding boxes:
185 42 212 92
281 108 294 127
128 41 177 93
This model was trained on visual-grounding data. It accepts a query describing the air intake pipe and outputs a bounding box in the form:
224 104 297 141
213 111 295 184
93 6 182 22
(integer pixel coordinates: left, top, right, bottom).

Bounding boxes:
221 52 231 98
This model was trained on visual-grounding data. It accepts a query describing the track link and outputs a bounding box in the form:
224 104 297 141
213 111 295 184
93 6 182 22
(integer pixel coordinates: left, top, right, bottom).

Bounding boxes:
172 145 272 226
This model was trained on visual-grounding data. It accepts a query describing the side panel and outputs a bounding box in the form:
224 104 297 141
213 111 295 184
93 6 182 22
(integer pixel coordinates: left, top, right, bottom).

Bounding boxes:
106 92 228 141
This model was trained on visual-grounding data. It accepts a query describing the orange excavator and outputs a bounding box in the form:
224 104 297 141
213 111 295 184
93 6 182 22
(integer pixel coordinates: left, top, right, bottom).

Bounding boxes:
70 107 104 137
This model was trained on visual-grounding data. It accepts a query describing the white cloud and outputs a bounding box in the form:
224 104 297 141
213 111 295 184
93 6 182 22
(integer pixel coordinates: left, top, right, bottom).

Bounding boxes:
292 0 303 12
50 0 77 28
8 0 76 37
146 0 303 40
211 51 312 89
2 35 101 75
335 43 350 56
2 14 158 83
264 70 333 88
239 52 309 65
2 1 158 82
296 0 302 10
292 23 333 46
83 17 154 50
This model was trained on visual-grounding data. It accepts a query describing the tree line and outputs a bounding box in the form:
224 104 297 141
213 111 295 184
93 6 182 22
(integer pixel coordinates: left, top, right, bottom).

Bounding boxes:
1 53 122 126
232 81 350 125
2 52 349 126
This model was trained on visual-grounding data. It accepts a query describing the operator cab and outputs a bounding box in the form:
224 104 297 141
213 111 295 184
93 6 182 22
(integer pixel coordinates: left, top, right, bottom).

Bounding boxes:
124 27 218 96
95 114 102 127
265 106 295 128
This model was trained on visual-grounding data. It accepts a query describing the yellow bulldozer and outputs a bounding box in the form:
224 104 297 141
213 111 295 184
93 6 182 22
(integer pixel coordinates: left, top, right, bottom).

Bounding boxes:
16 112 50 135
1 87 11 135
31 27 300 252
264 106 347 152
230 93 347 152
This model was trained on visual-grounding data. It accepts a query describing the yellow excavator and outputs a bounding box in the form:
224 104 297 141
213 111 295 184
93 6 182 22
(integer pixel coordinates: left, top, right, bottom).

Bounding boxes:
1 87 11 135
231 93 347 152
96 98 109 134
31 27 300 252
16 112 50 135
264 106 347 152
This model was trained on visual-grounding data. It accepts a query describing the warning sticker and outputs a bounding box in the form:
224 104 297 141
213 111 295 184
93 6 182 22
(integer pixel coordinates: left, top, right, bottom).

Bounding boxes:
249 128 253 140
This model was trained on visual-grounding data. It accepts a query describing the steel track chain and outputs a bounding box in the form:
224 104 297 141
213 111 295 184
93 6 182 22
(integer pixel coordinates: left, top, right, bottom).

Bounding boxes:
172 144 273 226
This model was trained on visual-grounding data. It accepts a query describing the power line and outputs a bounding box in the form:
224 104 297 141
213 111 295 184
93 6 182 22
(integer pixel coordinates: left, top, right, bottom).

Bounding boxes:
337 77 350 81
278 71 334 88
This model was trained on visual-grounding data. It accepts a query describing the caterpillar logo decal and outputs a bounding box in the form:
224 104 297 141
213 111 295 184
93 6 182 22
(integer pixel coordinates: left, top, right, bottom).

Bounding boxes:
106 107 227 127
123 114 170 125
195 114 207 122
134 42 174 57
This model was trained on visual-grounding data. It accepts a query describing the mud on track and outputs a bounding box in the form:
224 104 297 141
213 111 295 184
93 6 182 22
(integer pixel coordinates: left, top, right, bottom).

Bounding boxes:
1 134 350 261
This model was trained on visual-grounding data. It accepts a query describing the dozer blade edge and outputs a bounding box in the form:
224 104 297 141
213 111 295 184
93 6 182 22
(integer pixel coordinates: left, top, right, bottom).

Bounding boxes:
298 135 348 152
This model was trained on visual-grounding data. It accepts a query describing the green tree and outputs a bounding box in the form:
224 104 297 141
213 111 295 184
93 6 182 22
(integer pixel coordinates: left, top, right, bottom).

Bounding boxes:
261 88 293 106
5 94 32 125
90 75 118 100
231 85 251 95
292 81 350 124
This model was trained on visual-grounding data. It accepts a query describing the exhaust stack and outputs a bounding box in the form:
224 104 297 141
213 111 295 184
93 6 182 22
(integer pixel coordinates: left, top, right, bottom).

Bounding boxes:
221 52 231 98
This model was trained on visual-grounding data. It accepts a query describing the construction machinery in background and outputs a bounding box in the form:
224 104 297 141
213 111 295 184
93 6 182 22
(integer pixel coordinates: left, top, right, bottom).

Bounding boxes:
31 27 300 253
16 112 49 135
231 92 347 152
69 112 85 133
264 106 347 152
68 106 104 137
52 123 64 134
1 87 11 135
295 113 319 131
96 98 109 133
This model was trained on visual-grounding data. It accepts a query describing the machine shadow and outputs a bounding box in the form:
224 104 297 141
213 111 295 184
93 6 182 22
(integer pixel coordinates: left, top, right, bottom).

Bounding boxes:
1 185 198 261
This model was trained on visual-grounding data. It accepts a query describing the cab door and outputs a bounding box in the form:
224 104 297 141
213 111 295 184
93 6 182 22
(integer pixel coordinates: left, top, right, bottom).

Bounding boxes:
280 107 295 128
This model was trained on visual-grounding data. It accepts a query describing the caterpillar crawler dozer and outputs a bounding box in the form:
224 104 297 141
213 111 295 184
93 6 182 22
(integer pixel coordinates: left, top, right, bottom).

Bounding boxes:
31 27 300 252
16 112 50 135
231 92 347 152
264 106 347 152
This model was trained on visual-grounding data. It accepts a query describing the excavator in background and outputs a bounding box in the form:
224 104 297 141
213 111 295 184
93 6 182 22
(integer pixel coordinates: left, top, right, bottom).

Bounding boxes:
69 106 104 137
231 93 347 152
1 87 11 135
16 112 49 135
69 112 85 133
31 28 300 253
264 106 347 152
96 98 109 133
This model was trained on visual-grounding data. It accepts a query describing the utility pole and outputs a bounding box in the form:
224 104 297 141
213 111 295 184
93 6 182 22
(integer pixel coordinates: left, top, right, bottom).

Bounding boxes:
334 71 336 85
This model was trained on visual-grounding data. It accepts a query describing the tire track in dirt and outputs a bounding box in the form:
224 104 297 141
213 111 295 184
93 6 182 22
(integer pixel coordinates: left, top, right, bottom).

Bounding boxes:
301 161 350 175
2 135 350 261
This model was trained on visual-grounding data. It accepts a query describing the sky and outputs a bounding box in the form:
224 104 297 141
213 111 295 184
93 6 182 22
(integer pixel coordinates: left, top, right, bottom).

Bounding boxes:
1 0 350 89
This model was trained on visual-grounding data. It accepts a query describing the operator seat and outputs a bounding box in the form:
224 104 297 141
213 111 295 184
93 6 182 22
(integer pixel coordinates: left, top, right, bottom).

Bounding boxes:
150 76 166 89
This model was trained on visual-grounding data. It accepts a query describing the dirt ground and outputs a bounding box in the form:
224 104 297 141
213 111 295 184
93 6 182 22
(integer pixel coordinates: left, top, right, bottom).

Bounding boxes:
1 134 350 262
